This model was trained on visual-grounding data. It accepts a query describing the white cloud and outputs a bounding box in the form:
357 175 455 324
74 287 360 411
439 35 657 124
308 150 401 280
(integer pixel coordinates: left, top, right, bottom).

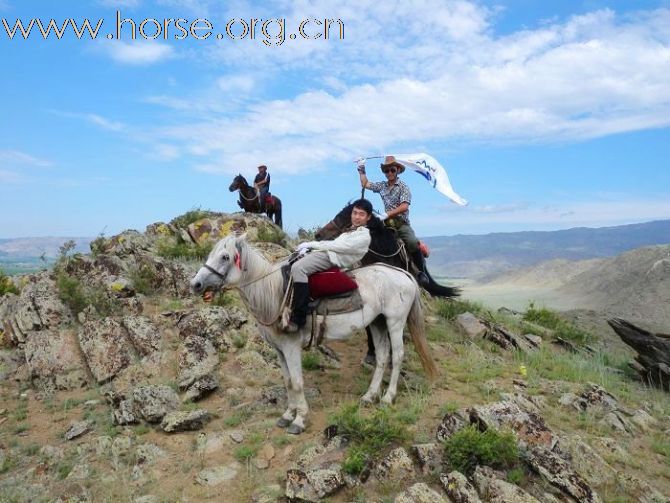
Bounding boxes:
0 170 22 183
85 114 126 132
101 40 174 65
0 150 52 167
134 4 670 175
97 0 141 8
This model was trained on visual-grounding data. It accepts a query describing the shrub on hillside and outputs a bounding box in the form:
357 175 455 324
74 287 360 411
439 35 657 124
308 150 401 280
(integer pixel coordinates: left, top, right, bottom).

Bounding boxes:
0 269 19 297
443 425 519 475
523 303 592 345
170 208 213 229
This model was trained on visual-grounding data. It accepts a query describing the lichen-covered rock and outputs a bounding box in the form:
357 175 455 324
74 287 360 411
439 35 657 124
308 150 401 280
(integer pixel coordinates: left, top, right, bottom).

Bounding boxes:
176 306 247 351
121 316 162 355
64 420 91 441
600 411 633 434
440 471 481 502
375 447 415 482
132 385 179 423
306 465 345 498
522 446 601 503
556 435 617 487
412 443 442 475
395 482 448 503
183 374 219 402
436 411 466 442
23 329 87 391
161 409 210 432
473 466 540 502
286 469 319 502
577 383 620 412
469 400 557 449
78 317 135 383
105 390 139 425
187 217 246 245
177 335 218 390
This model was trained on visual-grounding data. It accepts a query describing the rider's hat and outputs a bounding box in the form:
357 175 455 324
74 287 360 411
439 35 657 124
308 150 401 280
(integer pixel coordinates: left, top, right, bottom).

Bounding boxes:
257 164 267 171
380 155 405 174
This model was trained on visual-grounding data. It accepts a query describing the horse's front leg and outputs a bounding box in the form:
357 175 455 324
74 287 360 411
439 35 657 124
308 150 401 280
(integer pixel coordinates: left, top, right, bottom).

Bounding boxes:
382 320 405 405
274 347 297 428
361 323 389 404
283 341 309 434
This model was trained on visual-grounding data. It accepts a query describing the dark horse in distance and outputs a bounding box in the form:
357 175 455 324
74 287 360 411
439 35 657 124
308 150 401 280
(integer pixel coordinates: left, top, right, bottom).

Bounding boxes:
316 201 459 299
229 174 283 228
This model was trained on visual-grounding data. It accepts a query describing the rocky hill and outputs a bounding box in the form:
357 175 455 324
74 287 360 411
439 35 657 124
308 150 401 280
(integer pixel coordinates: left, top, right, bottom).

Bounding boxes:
0 211 668 502
423 219 670 278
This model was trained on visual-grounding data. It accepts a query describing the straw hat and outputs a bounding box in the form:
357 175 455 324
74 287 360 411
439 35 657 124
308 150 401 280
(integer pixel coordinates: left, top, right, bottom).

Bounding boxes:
380 155 405 174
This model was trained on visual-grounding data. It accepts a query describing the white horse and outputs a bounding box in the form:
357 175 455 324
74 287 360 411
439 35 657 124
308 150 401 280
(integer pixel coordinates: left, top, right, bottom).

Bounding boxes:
190 234 438 434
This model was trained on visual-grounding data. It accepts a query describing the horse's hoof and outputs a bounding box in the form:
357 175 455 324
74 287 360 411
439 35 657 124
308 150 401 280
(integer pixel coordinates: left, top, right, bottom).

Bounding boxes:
287 424 305 435
276 417 292 428
360 394 376 405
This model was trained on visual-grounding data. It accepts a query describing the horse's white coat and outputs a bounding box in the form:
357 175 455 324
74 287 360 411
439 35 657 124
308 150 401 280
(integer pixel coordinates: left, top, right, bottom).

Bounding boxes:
190 235 433 433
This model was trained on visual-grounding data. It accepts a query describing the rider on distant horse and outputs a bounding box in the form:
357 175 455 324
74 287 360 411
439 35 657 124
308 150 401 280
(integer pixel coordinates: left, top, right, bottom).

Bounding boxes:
284 199 373 333
254 165 271 212
357 155 429 287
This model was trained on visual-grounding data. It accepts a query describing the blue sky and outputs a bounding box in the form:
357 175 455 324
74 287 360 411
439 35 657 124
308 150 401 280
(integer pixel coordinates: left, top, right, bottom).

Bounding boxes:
1 0 669 239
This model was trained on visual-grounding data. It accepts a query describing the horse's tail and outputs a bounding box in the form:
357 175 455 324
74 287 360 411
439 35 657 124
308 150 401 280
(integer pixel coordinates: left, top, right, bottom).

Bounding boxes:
408 288 439 380
424 269 461 298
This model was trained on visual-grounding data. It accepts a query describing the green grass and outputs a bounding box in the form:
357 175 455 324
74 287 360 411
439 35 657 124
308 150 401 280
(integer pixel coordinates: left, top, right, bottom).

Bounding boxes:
330 402 409 475
651 433 670 467
223 409 252 428
523 303 592 345
256 223 286 245
435 298 484 321
156 237 214 261
126 263 158 295
302 352 321 371
443 425 519 475
0 455 16 474
0 268 19 297
55 461 73 480
170 208 214 229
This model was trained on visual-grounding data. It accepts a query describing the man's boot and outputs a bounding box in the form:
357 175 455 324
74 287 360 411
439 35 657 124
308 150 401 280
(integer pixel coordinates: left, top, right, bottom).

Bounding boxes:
284 282 310 333
411 249 430 288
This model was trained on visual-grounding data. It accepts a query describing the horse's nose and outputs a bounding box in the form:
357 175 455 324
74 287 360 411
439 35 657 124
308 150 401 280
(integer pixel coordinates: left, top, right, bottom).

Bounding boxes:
191 279 203 293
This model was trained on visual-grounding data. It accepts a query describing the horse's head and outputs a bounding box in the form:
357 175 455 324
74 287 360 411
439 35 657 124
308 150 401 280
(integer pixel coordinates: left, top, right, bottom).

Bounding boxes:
228 174 247 192
315 202 355 241
190 234 247 294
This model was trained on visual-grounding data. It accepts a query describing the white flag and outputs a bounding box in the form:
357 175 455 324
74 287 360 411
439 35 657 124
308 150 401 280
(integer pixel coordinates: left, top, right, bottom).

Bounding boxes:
391 152 468 206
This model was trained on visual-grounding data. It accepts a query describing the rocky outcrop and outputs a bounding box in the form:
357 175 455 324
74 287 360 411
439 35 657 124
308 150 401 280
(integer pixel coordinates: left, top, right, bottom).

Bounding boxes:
455 312 540 353
23 329 87 391
394 482 448 503
440 471 481 502
121 316 162 356
472 466 540 502
78 317 135 383
608 318 670 391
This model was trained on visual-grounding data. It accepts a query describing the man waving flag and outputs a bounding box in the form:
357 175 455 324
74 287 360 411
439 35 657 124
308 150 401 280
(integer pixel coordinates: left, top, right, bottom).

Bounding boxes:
390 153 468 206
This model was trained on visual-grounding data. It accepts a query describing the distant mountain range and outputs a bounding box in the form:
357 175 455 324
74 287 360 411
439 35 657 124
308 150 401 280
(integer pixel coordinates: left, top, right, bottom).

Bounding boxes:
423 219 670 278
0 237 91 258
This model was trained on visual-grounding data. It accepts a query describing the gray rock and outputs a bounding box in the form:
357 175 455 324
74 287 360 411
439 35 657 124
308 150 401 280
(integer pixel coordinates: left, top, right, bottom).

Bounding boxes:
579 383 620 412
112 435 133 465
469 400 557 449
630 409 658 431
161 409 210 433
135 443 165 465
183 374 219 402
23 330 87 392
456 312 487 338
440 471 481 502
229 430 244 443
522 446 601 503
104 390 139 425
94 436 113 457
600 411 632 434
64 421 91 441
132 385 179 423
436 411 466 442
195 463 240 486
78 317 135 383
176 306 247 351
395 482 448 502
473 466 540 502
556 435 617 487
412 443 442 475
306 466 346 499
375 447 415 482
66 462 90 480
122 316 162 356
177 335 218 390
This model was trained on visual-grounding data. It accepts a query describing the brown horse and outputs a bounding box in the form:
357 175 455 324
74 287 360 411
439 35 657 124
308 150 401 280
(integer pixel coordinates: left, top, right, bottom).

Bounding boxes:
229 174 283 228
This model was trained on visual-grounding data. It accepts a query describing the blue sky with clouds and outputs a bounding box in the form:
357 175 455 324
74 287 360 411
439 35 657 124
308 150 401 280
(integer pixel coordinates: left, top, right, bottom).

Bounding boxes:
1 0 669 238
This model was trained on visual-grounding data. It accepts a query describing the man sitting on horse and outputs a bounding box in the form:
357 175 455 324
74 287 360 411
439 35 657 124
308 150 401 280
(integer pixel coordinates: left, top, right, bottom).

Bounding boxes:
284 199 373 333
254 164 271 212
357 155 429 287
